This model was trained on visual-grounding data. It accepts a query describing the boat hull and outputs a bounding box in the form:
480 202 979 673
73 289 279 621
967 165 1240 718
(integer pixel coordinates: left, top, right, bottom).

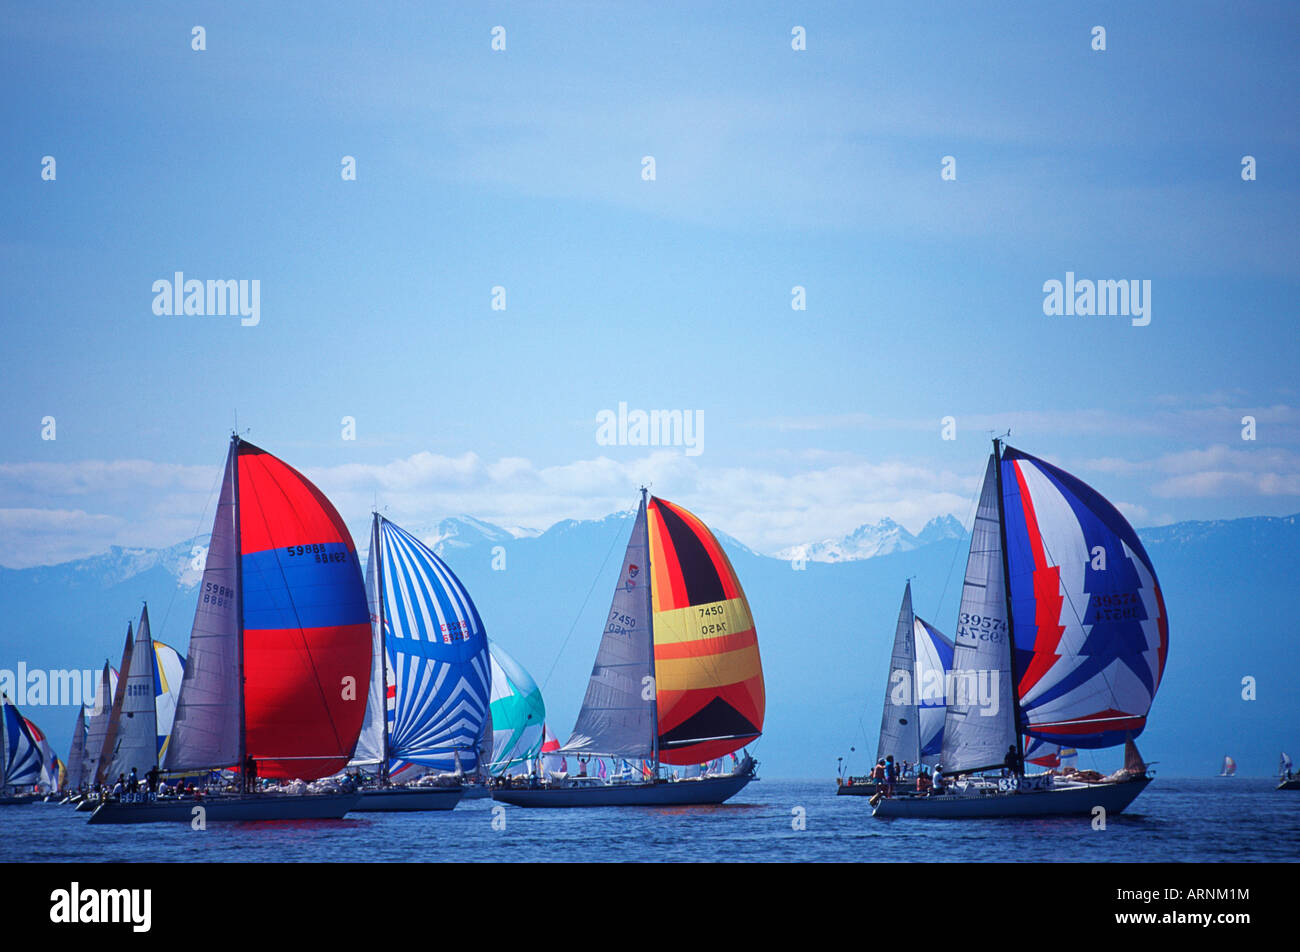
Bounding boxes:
353 786 463 811
459 784 492 800
87 792 361 824
0 795 38 806
872 777 1151 819
493 773 753 808
1277 779 1300 791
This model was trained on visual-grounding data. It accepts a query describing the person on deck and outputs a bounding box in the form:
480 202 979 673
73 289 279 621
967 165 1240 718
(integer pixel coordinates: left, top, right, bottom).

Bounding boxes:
932 765 947 794
884 756 898 797
871 759 886 793
1004 745 1023 776
128 767 139 793
243 754 258 793
145 765 159 794
916 768 932 796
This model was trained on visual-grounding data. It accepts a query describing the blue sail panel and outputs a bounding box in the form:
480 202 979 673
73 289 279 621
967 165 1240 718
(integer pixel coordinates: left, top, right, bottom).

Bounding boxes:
913 617 954 761
1001 447 1168 748
378 518 490 773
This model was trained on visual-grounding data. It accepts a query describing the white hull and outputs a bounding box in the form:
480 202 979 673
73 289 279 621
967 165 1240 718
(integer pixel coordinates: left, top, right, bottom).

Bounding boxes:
872 777 1151 819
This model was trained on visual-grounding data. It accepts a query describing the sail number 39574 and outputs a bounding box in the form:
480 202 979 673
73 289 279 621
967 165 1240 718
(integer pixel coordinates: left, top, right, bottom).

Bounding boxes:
958 612 1007 643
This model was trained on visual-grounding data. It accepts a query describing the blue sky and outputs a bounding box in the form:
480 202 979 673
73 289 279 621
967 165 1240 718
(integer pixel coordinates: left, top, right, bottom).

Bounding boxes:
1 1 1297 566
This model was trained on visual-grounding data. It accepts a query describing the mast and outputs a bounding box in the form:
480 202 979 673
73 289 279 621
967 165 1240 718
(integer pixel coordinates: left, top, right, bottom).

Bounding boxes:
231 434 248 785
644 487 659 776
374 512 392 785
992 438 1026 773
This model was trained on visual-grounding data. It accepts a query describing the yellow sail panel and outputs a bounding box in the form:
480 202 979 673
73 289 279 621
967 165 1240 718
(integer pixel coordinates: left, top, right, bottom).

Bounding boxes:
648 497 764 765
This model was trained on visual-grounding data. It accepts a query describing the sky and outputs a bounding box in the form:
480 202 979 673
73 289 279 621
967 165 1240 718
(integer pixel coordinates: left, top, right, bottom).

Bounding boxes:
1 1 1297 568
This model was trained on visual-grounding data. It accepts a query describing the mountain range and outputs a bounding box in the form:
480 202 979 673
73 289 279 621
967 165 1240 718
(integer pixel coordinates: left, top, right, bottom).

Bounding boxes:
1 511 1296 780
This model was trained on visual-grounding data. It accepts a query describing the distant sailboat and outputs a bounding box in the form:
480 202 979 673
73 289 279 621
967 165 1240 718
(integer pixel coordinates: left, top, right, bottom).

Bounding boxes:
1219 755 1237 778
873 441 1166 818
1277 752 1298 790
1 692 43 804
104 605 161 786
90 436 371 823
65 705 89 794
839 581 954 795
349 514 488 811
494 490 764 808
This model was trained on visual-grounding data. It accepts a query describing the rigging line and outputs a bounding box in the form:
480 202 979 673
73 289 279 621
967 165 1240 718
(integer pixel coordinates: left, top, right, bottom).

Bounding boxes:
539 507 633 695
155 454 226 649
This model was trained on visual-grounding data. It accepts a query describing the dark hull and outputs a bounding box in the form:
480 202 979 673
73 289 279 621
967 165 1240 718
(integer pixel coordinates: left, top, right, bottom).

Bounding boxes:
872 777 1151 819
0 795 38 806
493 773 753 808
87 792 361 824
353 786 463 812
1278 779 1300 790
835 783 877 796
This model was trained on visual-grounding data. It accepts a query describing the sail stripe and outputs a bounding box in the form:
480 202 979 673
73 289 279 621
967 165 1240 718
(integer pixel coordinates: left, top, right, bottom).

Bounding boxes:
654 626 757 660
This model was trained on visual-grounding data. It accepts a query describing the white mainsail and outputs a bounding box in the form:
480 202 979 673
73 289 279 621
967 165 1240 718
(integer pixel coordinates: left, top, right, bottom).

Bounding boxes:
560 499 656 759
351 514 388 768
164 443 242 772
66 705 89 790
940 454 1016 772
108 605 161 779
83 663 116 787
877 583 920 766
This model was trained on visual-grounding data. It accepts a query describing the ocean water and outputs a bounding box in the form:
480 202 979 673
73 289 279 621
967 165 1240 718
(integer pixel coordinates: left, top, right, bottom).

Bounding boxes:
3 778 1296 863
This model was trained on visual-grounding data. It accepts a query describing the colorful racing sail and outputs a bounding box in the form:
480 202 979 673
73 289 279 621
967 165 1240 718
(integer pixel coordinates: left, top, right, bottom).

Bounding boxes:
1000 446 1168 748
24 718 61 793
488 640 546 774
647 496 764 764
166 437 372 781
152 640 185 761
361 515 491 775
1 693 42 791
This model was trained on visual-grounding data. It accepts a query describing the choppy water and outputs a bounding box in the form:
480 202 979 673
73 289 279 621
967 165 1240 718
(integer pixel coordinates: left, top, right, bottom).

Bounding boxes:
2 778 1296 862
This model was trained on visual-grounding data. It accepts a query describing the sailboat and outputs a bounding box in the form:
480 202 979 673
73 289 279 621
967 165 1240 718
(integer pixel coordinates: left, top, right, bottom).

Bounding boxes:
485 640 546 777
99 605 162 789
1277 753 1298 790
73 662 118 809
873 440 1167 818
839 582 954 796
348 514 489 811
64 705 89 798
493 490 764 807
89 435 371 823
152 639 185 763
1 692 43 804
1218 755 1237 778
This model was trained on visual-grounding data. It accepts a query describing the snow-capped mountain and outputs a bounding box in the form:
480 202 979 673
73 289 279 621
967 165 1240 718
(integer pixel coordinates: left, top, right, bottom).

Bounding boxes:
775 514 965 564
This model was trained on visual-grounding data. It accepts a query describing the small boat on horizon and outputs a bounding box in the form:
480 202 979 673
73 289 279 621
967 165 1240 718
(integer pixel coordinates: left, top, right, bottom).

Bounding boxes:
1277 752 1298 790
493 490 765 808
90 436 370 823
1219 755 1237 778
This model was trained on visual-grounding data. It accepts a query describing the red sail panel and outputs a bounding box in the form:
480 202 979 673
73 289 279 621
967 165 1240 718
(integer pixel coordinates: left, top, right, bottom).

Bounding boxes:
647 497 764 764
237 442 371 780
